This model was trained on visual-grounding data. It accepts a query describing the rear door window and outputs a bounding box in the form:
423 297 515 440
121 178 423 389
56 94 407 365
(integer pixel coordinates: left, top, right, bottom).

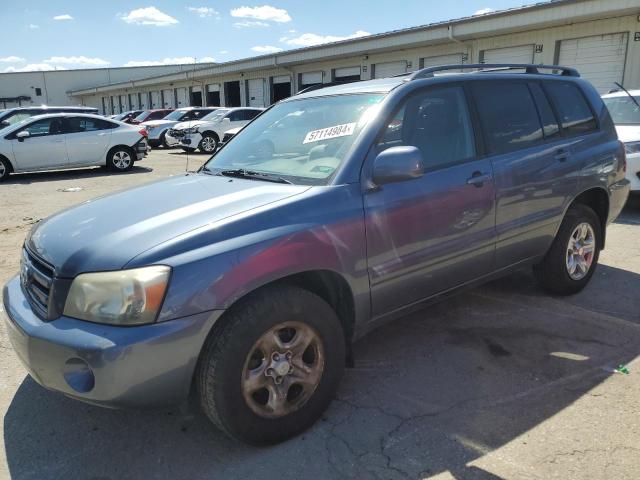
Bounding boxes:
471 82 543 155
65 117 117 132
544 82 596 135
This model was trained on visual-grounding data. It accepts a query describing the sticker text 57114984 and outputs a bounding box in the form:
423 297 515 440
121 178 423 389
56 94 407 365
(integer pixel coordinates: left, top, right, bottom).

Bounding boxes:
303 123 356 144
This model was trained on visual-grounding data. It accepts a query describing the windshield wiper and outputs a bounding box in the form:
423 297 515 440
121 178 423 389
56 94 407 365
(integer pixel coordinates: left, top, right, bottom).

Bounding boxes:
614 82 640 109
219 169 293 184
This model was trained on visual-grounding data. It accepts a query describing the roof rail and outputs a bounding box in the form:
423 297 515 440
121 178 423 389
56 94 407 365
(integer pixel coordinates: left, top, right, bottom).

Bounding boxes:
408 63 580 80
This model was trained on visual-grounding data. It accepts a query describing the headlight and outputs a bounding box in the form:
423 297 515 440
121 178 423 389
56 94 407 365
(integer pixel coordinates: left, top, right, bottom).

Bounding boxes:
63 266 171 325
624 141 640 155
185 127 199 134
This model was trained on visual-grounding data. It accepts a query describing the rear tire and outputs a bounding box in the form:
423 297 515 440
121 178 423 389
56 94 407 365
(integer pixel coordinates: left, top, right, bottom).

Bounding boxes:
534 204 601 295
0 157 11 182
196 285 345 445
107 147 134 172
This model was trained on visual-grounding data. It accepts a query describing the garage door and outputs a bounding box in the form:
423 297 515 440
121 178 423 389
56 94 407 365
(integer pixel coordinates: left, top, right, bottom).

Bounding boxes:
373 61 407 78
175 88 188 107
128 93 138 110
482 45 534 64
162 89 174 108
558 33 628 94
150 91 161 108
334 66 361 82
300 71 323 88
420 53 465 73
247 78 265 107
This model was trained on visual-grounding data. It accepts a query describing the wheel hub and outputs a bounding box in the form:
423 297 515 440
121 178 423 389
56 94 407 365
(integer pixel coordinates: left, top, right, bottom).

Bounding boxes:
566 222 595 281
265 351 294 383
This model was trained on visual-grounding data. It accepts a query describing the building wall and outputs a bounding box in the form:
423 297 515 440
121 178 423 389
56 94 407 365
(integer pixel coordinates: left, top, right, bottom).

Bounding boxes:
74 11 640 112
0 64 215 108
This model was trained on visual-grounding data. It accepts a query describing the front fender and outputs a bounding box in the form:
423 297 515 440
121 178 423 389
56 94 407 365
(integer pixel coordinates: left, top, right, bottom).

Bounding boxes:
126 184 371 327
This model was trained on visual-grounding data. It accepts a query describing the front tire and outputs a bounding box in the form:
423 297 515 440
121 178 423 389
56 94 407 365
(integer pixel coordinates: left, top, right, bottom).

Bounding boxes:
534 204 601 295
198 133 218 153
196 285 345 445
107 147 134 172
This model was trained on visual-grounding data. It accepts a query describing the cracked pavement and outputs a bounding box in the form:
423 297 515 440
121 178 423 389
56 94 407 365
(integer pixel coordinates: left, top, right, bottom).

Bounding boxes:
1 151 639 479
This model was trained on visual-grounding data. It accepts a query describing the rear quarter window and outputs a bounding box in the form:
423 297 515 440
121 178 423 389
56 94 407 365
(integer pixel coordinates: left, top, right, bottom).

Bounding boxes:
544 82 597 135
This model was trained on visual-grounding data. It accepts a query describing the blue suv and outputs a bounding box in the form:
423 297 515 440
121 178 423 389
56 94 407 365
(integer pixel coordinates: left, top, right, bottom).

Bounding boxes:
3 64 630 444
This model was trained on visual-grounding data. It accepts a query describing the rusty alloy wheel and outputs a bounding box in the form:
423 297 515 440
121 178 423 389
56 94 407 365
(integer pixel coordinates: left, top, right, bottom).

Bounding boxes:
241 321 325 418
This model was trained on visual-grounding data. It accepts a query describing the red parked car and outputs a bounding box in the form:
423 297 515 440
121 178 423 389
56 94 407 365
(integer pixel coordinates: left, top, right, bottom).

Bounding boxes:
130 109 174 124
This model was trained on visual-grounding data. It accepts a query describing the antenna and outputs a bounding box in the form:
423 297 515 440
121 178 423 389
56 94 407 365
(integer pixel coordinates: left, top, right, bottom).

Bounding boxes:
185 56 198 174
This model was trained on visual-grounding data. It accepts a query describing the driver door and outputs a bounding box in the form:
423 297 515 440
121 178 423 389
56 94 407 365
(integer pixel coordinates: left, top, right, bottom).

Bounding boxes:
9 117 69 171
363 85 497 316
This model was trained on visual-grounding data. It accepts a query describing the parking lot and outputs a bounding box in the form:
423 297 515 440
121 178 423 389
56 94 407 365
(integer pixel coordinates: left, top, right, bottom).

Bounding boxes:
0 149 639 480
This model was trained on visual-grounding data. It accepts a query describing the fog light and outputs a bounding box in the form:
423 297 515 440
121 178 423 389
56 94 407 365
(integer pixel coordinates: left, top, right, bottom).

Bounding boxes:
63 358 95 393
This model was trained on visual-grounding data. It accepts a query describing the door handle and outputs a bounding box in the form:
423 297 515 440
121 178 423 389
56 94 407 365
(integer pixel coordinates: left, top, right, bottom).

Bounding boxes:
467 171 492 187
555 149 570 162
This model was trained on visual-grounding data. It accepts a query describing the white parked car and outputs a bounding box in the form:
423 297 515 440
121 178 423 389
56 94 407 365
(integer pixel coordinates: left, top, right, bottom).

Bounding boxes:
602 89 640 192
167 107 263 153
142 107 216 148
0 113 148 181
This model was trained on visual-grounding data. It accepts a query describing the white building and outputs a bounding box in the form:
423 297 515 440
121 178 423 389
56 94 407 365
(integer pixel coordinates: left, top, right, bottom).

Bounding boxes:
0 63 215 109
4 0 640 113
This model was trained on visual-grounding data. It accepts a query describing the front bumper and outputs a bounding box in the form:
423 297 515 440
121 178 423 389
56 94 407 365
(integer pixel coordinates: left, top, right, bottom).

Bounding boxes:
180 133 202 148
608 177 631 224
164 130 181 147
3 275 222 408
626 152 640 192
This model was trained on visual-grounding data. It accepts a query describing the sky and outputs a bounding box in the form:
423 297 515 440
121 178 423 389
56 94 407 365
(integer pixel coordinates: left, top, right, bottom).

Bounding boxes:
1 0 538 72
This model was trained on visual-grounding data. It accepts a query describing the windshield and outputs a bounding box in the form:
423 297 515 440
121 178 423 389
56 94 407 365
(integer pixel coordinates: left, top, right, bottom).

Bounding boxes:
112 112 129 121
202 109 229 122
163 110 189 121
603 95 640 125
202 94 384 185
133 111 150 122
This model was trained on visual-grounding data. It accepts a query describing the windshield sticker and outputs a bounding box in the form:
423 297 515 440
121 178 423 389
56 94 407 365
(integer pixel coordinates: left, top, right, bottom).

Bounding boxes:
303 123 356 144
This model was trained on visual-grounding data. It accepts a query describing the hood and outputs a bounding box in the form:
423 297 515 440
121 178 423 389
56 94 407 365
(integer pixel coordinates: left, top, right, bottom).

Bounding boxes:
173 119 210 130
141 119 175 128
27 174 309 277
615 125 640 144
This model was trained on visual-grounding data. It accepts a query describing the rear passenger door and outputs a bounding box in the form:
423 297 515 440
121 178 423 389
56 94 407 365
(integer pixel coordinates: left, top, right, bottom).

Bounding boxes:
364 85 496 316
63 116 115 165
470 80 578 268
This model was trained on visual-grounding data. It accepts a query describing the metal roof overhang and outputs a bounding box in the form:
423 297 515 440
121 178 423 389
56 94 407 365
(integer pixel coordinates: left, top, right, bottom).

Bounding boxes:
68 0 640 96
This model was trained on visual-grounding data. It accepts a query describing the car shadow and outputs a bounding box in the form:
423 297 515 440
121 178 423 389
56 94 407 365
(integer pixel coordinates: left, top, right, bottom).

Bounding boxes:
614 192 640 226
4 263 639 479
2 166 153 185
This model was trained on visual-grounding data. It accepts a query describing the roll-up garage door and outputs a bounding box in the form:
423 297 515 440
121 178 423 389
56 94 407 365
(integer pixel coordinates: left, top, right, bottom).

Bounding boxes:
247 78 265 107
119 95 127 112
175 87 188 107
558 33 628 94
420 53 464 69
373 61 407 78
206 84 221 106
271 76 291 103
334 66 361 82
128 93 137 110
162 89 174 108
150 91 161 108
138 93 147 109
482 45 534 64
300 71 323 88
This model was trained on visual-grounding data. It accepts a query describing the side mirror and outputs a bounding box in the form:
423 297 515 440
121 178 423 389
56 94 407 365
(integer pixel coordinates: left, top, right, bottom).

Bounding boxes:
0 120 10 129
372 146 424 186
222 117 231 123
16 131 30 142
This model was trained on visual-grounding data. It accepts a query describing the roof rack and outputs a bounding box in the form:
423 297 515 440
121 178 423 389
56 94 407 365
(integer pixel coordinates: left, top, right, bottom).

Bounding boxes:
408 63 580 80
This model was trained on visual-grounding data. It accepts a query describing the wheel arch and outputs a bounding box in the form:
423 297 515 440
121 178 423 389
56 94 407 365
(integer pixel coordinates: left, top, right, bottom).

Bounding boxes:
567 187 609 249
203 269 356 366
0 153 14 173
201 130 220 142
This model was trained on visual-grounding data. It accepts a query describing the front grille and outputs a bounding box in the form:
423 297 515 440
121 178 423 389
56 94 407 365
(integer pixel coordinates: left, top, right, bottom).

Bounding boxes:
168 129 185 138
222 132 236 143
21 248 54 319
